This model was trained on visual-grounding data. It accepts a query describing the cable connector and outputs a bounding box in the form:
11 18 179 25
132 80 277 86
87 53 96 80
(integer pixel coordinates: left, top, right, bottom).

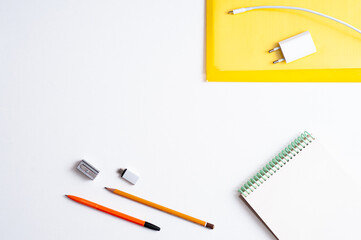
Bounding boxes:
269 31 317 64
228 8 247 14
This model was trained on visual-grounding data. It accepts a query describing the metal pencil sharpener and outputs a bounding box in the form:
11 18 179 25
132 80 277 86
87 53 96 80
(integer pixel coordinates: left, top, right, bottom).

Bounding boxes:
76 160 99 180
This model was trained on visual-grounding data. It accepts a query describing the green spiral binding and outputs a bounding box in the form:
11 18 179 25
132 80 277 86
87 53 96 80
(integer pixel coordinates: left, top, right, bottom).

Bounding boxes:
239 131 314 197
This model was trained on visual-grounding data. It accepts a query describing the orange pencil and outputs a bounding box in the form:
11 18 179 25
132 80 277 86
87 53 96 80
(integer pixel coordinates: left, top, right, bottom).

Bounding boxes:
105 188 214 229
66 195 160 231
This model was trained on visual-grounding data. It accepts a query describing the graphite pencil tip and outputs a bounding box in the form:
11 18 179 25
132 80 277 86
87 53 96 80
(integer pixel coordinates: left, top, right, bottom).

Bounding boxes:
228 10 234 14
104 187 115 192
144 222 161 231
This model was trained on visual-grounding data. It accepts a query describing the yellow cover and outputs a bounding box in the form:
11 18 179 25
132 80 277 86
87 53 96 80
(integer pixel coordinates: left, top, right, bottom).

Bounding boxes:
206 0 361 82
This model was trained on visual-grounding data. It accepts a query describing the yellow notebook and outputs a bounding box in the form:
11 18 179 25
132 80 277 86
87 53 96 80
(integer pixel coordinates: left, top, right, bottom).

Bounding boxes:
206 0 361 82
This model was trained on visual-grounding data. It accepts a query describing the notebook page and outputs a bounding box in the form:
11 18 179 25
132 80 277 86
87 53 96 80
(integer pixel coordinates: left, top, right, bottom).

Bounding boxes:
243 140 361 240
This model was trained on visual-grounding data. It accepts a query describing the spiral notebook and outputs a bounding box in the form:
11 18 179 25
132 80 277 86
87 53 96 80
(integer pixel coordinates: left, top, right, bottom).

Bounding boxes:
240 132 361 239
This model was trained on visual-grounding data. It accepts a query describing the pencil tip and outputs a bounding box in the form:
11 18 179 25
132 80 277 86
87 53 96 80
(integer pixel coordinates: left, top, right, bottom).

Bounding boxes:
65 195 68 197
228 10 234 14
144 222 161 231
104 187 115 192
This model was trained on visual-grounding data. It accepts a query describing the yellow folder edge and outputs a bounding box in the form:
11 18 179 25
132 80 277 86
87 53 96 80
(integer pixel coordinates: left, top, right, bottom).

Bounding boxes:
206 0 361 82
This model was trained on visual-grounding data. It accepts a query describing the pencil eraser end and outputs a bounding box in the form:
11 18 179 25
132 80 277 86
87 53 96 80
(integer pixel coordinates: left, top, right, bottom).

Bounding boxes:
206 223 214 229
121 169 139 185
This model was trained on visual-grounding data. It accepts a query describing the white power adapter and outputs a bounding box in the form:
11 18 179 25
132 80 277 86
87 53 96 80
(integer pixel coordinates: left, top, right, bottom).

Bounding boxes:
269 31 317 64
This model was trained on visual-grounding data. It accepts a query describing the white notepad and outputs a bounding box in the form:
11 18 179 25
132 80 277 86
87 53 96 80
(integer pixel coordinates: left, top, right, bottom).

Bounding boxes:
240 132 361 239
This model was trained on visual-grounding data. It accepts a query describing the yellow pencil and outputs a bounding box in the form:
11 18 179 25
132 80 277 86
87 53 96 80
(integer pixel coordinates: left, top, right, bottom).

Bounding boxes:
105 187 214 229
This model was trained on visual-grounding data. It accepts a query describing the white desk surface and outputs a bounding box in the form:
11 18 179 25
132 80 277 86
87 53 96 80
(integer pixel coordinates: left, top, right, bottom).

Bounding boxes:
1 1 361 239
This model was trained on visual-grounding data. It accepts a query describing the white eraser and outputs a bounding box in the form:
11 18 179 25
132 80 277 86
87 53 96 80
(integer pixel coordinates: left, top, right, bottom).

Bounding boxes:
121 169 139 185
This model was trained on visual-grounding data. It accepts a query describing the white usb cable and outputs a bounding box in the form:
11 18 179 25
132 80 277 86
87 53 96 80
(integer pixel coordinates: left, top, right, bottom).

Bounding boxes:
228 6 361 35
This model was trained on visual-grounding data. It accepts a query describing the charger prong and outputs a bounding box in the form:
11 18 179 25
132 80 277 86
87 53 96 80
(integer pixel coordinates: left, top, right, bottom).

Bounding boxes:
273 58 285 64
269 47 280 53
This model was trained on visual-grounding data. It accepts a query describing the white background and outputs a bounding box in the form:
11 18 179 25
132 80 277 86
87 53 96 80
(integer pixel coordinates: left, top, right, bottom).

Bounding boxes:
1 1 361 239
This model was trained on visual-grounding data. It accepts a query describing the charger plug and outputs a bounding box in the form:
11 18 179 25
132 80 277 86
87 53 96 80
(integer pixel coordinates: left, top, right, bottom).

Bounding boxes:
269 31 317 64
